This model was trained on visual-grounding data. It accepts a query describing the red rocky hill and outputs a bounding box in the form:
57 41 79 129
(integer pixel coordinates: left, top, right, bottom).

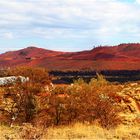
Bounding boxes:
0 43 140 70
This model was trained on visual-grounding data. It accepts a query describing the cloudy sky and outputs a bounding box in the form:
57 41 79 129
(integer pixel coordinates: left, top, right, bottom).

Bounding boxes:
0 0 140 52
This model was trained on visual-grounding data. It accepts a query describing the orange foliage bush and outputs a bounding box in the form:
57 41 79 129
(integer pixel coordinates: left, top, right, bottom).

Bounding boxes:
34 76 122 129
0 67 51 125
7 66 51 85
0 70 121 129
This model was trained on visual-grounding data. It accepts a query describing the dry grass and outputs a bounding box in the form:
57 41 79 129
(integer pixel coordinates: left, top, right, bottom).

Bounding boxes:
0 122 140 140
44 123 106 140
0 125 21 140
43 123 140 140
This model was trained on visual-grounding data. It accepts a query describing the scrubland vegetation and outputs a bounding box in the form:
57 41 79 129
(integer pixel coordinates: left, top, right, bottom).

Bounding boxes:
0 67 140 139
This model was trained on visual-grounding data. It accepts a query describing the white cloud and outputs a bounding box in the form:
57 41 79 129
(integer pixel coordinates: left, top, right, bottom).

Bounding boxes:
3 32 14 39
0 0 140 49
136 0 140 4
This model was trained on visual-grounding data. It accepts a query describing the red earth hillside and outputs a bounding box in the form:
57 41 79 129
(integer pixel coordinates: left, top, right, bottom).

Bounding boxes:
0 43 140 70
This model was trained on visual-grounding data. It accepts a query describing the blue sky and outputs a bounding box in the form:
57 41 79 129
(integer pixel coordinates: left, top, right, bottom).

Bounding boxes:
0 0 140 52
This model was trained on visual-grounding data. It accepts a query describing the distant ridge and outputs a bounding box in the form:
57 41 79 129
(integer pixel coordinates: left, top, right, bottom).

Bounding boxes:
0 43 140 70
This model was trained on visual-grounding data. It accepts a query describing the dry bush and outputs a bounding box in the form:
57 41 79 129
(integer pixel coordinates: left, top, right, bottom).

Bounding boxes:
34 75 121 129
34 94 69 127
7 66 51 85
0 67 51 126
0 70 121 129
1 82 38 125
94 96 121 129
89 73 108 87
51 85 67 95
